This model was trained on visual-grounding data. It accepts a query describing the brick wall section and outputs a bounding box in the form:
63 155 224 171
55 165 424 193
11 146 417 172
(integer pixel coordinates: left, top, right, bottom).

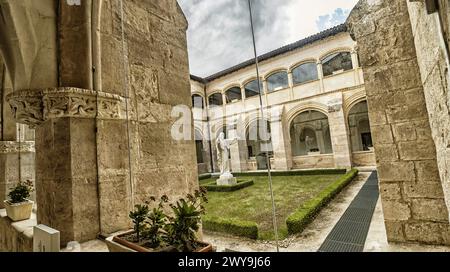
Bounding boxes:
347 0 450 245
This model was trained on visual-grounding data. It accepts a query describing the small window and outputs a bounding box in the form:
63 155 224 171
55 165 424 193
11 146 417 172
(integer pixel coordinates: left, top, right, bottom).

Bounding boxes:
292 62 318 84
191 94 204 109
267 71 289 92
244 80 262 98
322 52 353 77
208 93 223 107
225 87 242 103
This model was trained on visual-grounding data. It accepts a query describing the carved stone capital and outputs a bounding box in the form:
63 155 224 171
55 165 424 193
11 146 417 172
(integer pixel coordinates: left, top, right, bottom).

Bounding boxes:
0 141 35 154
6 88 125 127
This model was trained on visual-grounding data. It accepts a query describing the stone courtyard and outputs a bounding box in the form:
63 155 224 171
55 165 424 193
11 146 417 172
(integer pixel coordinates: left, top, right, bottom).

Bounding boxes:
1 0 450 252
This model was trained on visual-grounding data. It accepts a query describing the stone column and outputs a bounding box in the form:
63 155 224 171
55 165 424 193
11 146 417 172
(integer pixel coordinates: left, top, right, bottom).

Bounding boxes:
351 49 361 85
228 118 248 173
347 0 450 245
327 97 352 169
270 106 292 170
317 61 325 93
287 71 294 100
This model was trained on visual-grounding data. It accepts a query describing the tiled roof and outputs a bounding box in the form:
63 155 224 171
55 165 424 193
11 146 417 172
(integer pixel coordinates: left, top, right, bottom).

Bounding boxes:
190 23 347 83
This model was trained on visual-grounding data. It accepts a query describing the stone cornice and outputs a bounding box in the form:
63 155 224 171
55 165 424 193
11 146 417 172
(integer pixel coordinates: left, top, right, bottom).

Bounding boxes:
0 141 35 154
6 87 125 127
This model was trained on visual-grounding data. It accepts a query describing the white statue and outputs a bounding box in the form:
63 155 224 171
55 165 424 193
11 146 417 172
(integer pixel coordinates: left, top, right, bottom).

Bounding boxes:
215 132 238 185
215 132 238 175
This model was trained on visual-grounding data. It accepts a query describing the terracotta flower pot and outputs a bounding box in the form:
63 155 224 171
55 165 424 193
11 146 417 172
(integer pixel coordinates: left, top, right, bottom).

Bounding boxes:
4 200 33 222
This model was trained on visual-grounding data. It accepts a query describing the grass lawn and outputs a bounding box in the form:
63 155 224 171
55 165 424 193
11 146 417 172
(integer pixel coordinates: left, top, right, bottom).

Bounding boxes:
201 174 343 240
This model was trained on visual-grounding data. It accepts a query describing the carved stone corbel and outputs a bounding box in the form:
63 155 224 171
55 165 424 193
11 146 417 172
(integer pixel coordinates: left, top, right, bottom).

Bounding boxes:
6 87 125 127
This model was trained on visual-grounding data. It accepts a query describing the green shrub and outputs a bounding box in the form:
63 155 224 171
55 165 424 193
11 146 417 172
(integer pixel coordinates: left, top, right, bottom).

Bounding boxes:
199 173 212 181
8 180 34 204
203 216 258 239
202 180 254 192
233 169 346 177
286 169 359 235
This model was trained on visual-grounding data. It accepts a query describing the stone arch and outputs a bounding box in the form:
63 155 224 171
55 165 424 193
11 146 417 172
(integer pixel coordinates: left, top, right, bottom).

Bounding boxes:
347 100 373 152
344 91 367 117
289 109 333 156
318 47 353 61
286 103 330 130
288 58 318 73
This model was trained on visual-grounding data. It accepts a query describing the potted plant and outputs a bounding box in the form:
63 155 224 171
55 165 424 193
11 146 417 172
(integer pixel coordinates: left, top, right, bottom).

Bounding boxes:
107 189 213 252
4 180 34 222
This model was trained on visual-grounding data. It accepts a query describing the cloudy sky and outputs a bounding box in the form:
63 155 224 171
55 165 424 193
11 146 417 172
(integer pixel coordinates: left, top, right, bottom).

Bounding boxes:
178 0 359 77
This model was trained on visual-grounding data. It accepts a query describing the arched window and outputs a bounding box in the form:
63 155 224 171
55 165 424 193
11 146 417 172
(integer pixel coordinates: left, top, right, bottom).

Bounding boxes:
290 110 333 156
244 79 262 98
321 51 353 77
208 93 223 107
292 62 318 84
225 87 242 103
348 100 373 152
266 71 289 92
192 94 204 109
195 130 204 164
247 120 273 169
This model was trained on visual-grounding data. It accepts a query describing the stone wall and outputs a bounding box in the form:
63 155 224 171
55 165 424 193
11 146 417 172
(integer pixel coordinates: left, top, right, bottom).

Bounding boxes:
97 0 198 234
347 0 450 245
0 0 197 247
0 210 33 252
407 0 450 216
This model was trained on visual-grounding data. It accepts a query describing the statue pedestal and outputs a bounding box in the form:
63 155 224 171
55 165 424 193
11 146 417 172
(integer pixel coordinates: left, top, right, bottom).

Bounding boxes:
216 172 237 186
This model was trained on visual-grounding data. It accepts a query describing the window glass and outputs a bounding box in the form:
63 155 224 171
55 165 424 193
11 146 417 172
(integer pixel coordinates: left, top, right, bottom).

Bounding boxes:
267 71 289 92
244 80 263 98
208 93 223 106
192 94 204 108
292 62 318 84
225 87 242 103
322 52 353 77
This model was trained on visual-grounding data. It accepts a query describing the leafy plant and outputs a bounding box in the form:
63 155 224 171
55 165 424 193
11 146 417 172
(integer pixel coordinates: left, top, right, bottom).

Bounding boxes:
129 204 149 243
164 188 208 252
8 180 34 204
143 195 169 248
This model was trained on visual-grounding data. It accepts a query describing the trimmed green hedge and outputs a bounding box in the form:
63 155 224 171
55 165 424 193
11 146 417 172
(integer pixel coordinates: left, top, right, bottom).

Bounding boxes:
203 216 258 239
286 169 359 235
199 173 212 180
202 180 254 192
233 169 346 177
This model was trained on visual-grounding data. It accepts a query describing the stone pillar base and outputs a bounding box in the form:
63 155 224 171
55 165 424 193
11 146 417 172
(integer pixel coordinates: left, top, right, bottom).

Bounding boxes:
216 173 237 186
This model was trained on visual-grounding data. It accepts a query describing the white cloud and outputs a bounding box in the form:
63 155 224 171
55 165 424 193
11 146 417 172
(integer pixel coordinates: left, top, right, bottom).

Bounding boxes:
178 0 359 77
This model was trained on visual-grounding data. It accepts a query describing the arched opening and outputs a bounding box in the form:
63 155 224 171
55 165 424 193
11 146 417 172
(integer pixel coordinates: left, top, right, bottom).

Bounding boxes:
195 129 204 164
292 62 318 84
290 110 333 156
192 94 204 109
225 87 242 103
246 119 272 170
266 71 289 92
208 93 223 107
348 100 373 151
321 51 353 77
244 79 262 98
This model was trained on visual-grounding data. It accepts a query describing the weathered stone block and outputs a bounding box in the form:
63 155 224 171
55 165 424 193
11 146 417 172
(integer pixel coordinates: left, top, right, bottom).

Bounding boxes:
411 198 449 222
381 200 411 221
384 220 406 243
377 161 415 182
398 139 436 160
374 144 399 162
404 222 444 244
404 181 445 199
379 183 402 200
